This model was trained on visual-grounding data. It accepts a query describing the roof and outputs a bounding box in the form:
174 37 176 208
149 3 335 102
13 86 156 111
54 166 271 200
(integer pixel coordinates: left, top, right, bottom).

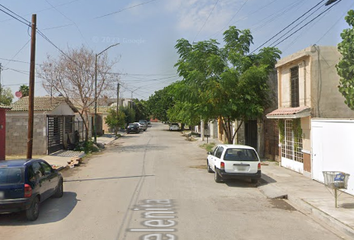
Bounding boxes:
10 96 78 112
266 106 311 119
0 159 44 167
216 144 257 150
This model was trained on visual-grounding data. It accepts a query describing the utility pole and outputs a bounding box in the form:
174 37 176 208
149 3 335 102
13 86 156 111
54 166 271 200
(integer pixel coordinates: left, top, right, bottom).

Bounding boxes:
116 82 120 117
116 82 120 133
27 14 36 159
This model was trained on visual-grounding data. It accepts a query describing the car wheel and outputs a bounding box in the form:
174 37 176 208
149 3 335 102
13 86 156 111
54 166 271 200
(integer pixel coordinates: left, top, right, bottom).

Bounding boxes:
53 179 64 198
214 169 222 183
26 197 39 221
207 160 213 173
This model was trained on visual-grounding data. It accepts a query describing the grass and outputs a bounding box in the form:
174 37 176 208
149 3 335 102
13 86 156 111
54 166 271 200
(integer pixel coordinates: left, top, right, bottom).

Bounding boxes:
199 142 216 152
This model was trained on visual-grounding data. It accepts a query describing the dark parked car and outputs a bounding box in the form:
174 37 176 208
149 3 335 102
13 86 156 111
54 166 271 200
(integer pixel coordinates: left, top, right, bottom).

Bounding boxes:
126 123 140 134
0 159 63 221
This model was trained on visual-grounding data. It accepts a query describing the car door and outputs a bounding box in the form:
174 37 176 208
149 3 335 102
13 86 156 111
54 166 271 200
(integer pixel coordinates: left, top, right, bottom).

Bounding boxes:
208 147 218 170
39 161 59 197
214 147 224 171
31 161 50 200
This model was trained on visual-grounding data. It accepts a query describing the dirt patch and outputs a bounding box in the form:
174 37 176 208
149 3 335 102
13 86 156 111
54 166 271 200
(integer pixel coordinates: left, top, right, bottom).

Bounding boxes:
189 165 206 170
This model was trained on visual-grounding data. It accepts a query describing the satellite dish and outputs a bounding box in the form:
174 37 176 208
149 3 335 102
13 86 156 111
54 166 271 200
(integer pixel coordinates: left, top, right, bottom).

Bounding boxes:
15 91 22 98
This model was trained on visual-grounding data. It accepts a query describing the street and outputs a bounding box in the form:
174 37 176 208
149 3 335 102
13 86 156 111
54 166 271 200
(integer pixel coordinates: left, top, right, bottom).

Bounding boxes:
0 122 344 240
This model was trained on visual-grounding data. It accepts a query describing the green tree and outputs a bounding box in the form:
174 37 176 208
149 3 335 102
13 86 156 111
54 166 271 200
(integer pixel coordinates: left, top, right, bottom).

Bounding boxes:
174 26 281 143
105 108 125 135
0 85 13 105
337 10 354 110
147 86 175 122
19 84 29 98
133 99 149 121
121 106 136 125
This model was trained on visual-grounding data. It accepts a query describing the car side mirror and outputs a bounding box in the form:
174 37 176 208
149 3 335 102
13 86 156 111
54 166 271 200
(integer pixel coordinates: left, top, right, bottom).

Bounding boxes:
207 151 212 155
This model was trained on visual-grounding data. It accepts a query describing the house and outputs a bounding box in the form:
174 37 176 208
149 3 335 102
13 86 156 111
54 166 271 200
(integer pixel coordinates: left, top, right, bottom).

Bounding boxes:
6 96 79 155
0 105 11 160
266 45 354 184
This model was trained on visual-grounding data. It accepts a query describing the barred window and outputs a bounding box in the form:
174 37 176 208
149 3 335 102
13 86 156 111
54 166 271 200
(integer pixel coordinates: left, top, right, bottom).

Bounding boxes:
281 119 303 163
290 66 299 107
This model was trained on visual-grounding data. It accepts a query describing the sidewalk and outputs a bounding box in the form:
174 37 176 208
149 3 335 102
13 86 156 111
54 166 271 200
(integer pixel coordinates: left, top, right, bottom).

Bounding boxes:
43 134 118 170
260 162 354 239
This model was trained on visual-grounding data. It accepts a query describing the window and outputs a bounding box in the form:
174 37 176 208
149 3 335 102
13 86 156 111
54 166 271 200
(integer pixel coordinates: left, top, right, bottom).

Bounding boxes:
32 162 43 178
0 168 23 184
290 66 299 107
65 116 73 133
40 162 53 175
223 149 258 161
281 120 303 163
215 147 224 158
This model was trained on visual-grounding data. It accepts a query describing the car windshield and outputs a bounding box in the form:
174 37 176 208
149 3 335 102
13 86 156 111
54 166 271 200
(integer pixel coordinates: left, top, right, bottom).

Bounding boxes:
223 148 258 161
128 124 137 127
0 168 24 184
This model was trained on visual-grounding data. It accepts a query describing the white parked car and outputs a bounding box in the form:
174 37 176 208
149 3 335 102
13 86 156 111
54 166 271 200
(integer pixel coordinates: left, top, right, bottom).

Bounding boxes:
207 144 261 183
169 123 180 131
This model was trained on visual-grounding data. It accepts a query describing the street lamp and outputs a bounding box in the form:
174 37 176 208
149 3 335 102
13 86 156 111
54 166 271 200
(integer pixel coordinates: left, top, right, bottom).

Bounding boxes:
94 43 119 143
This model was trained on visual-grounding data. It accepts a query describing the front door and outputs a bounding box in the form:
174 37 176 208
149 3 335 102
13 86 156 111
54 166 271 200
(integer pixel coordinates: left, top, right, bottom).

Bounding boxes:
47 116 64 154
245 120 258 150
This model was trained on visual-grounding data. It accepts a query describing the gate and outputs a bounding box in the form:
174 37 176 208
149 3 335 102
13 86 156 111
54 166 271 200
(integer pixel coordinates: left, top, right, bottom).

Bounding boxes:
47 116 64 154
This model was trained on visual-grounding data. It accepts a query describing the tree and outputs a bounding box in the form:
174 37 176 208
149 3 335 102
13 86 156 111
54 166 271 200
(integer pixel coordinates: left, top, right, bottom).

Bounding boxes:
19 84 29 98
105 108 125 135
0 84 13 105
147 86 175 122
133 99 149 121
174 26 281 143
121 106 136 125
38 46 117 141
337 10 354 110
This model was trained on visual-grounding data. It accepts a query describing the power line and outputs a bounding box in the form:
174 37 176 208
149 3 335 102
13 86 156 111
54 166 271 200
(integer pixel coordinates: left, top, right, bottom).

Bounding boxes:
251 0 325 53
0 6 30 26
95 0 159 19
271 0 342 48
193 0 220 41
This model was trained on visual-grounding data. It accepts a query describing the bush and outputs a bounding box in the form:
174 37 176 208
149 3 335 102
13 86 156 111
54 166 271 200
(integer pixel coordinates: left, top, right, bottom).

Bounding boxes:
74 140 100 154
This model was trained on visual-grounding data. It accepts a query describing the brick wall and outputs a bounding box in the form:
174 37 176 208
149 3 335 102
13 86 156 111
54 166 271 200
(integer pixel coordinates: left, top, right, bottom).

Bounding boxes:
6 114 47 156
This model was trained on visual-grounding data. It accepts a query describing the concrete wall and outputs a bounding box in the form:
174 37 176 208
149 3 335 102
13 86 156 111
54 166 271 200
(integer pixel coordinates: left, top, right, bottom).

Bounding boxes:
0 109 6 160
310 46 354 118
6 113 47 155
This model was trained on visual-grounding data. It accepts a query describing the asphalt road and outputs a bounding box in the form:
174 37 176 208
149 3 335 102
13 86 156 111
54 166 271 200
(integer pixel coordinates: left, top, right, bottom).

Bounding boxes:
0 122 344 240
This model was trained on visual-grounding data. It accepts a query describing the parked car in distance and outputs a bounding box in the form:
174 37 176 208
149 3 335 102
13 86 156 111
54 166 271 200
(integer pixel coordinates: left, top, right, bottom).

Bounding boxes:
126 123 140 134
169 123 180 131
207 144 261 184
0 159 63 221
136 121 148 131
139 120 148 131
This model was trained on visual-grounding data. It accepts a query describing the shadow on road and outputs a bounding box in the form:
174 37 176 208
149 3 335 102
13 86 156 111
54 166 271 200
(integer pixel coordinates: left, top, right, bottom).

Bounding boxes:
64 174 154 183
0 191 78 225
112 144 169 153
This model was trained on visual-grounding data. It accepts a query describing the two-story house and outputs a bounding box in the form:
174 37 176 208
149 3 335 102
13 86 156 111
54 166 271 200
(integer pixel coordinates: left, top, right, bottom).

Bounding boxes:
267 45 354 179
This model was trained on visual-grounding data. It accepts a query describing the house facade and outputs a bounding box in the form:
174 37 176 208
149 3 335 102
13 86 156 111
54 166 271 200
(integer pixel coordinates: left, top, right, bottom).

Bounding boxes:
6 96 78 155
267 45 354 178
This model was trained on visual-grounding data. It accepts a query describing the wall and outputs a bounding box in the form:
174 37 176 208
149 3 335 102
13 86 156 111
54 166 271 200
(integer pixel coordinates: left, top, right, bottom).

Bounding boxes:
0 109 6 160
311 120 354 195
6 112 47 155
310 46 354 118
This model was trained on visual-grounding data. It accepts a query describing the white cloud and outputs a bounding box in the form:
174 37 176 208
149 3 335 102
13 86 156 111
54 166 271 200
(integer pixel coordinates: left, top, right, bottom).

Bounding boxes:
164 0 243 36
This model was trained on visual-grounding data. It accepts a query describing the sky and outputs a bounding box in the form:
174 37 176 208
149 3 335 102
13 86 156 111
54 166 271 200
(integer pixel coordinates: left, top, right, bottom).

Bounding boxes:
0 0 353 101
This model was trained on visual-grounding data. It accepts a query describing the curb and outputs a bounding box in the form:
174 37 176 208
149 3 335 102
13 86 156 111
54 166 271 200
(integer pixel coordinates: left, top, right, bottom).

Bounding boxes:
294 198 354 239
259 175 354 239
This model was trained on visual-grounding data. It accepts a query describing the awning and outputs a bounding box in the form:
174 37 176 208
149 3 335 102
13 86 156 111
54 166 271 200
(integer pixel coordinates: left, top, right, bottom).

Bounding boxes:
266 106 311 119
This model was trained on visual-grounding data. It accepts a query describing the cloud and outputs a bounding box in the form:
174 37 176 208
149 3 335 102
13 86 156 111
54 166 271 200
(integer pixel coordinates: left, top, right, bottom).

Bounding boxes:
164 0 243 36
